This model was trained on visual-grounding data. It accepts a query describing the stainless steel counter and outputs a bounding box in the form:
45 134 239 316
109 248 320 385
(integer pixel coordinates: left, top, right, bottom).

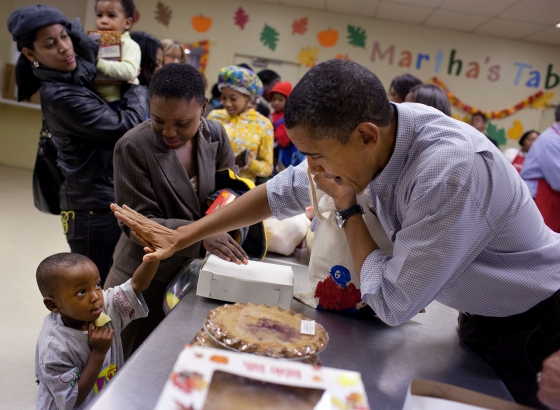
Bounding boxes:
88 253 513 409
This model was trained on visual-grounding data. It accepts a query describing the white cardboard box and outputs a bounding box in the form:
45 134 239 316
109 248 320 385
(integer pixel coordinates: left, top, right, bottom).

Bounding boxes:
196 255 294 309
154 345 370 410
402 379 536 410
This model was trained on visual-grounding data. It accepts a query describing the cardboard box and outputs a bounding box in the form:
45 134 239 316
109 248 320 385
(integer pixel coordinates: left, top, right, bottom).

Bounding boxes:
196 255 294 309
2 63 16 100
402 379 536 410
155 345 370 410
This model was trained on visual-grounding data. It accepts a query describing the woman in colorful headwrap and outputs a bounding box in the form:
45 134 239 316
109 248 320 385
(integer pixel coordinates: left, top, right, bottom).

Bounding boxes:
7 5 147 284
208 66 274 182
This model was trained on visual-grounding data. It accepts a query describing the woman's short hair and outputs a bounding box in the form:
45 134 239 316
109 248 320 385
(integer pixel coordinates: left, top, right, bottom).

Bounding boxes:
284 59 393 142
149 63 206 105
389 74 422 102
407 84 451 116
161 38 185 63
519 130 539 147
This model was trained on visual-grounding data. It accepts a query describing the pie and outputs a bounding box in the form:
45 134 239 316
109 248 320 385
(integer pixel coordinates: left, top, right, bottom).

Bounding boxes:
203 303 328 359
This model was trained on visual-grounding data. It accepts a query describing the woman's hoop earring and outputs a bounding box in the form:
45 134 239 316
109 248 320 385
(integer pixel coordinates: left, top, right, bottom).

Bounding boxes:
33 61 40 68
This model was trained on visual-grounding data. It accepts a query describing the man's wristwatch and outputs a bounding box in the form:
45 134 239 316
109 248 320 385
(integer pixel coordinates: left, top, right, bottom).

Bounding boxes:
334 204 365 228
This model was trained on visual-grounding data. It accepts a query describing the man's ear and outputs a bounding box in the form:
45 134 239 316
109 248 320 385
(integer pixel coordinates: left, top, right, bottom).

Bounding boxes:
355 122 379 147
43 297 59 313
201 98 208 117
21 47 37 63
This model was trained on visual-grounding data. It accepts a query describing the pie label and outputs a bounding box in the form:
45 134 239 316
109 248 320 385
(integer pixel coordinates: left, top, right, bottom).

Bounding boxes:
300 320 316 335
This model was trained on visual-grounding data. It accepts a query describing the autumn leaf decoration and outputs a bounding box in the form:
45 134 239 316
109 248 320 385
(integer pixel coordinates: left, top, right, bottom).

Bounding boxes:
260 24 279 51
292 17 308 35
298 47 319 67
347 25 366 48
155 1 172 28
234 7 249 29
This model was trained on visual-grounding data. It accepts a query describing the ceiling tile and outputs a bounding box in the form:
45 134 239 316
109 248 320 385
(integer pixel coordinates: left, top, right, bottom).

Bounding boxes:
381 0 443 7
438 0 519 17
474 18 548 39
326 0 378 17
279 0 327 10
498 0 560 26
424 9 490 32
524 26 560 46
375 1 434 24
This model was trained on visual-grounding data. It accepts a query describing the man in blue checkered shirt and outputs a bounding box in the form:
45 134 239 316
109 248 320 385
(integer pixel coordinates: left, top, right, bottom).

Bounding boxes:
113 60 560 408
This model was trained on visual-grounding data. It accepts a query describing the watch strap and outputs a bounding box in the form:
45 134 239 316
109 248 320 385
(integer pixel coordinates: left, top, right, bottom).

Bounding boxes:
339 204 365 220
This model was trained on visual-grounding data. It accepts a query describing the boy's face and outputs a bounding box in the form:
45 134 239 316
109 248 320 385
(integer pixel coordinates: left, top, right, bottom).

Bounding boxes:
470 115 486 133
270 93 287 113
96 0 132 33
220 87 250 116
44 260 104 331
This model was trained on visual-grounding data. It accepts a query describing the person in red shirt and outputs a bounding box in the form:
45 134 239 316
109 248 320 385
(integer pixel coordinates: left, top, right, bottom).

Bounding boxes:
503 130 539 173
270 81 305 173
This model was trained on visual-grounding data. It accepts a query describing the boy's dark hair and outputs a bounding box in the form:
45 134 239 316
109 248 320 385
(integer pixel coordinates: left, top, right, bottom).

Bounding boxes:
408 84 451 116
555 105 560 122
95 0 136 20
389 74 422 102
284 59 393 142
257 69 280 86
37 253 91 298
131 31 162 87
149 63 206 105
238 63 254 72
472 112 487 124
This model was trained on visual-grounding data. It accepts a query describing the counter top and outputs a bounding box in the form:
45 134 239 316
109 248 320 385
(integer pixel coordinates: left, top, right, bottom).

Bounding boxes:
88 253 513 409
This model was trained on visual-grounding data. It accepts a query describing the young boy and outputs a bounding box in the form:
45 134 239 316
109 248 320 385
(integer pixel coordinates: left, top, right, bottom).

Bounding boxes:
35 252 159 409
269 81 304 171
93 0 141 110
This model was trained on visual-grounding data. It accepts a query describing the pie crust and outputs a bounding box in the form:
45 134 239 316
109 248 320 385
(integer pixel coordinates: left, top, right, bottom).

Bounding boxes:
203 303 328 359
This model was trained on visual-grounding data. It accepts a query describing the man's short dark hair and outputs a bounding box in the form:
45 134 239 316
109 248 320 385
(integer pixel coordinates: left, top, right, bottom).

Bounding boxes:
37 253 91 298
257 69 280 86
149 63 206 105
284 59 393 142
95 0 136 20
472 112 487 123
555 105 560 122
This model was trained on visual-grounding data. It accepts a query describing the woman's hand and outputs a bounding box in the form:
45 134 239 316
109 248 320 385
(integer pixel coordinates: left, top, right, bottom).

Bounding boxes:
313 173 357 210
240 151 254 172
111 204 179 262
202 233 248 264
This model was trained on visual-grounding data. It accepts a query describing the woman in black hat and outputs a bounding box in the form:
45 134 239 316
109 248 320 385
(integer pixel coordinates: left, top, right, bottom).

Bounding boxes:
7 5 147 284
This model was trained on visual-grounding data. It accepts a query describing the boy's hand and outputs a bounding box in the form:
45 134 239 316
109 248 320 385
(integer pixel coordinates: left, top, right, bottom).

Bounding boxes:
203 233 248 264
88 323 114 354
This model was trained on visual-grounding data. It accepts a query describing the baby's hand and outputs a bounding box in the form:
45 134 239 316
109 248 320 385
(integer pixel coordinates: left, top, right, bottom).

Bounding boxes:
88 323 114 354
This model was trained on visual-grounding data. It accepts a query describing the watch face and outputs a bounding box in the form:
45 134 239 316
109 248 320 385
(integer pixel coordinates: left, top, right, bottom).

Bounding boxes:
334 210 345 228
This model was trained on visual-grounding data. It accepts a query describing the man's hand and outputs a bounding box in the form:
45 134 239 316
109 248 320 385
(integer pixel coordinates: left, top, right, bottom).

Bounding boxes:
313 173 357 209
111 204 178 262
88 323 114 354
203 233 248 264
538 350 560 409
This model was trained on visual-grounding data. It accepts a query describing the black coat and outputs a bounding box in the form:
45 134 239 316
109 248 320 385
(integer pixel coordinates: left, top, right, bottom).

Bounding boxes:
39 82 147 210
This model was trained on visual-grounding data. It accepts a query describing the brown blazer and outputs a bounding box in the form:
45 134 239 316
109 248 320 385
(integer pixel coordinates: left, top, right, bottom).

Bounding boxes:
109 118 236 284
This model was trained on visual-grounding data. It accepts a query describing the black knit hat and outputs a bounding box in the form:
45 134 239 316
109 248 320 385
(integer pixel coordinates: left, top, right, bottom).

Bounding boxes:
7 5 68 50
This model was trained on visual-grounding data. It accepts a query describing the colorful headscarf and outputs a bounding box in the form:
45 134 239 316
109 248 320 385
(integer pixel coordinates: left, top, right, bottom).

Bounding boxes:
218 66 263 97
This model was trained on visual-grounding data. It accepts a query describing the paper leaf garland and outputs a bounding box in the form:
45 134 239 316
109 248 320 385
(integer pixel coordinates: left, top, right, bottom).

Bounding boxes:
298 47 319 67
234 7 249 29
155 1 172 28
260 24 279 51
486 122 506 146
192 14 212 33
347 25 366 48
292 17 308 35
531 91 554 109
507 120 523 140
334 54 352 61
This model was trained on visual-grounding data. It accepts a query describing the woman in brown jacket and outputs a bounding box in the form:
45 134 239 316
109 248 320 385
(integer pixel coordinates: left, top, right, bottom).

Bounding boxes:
104 63 247 358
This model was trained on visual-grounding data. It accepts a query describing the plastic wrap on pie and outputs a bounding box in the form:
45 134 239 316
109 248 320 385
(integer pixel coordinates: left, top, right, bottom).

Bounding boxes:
203 303 328 359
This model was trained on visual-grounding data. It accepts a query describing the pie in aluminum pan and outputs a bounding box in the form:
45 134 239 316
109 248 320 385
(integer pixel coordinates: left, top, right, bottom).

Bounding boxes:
203 303 328 359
